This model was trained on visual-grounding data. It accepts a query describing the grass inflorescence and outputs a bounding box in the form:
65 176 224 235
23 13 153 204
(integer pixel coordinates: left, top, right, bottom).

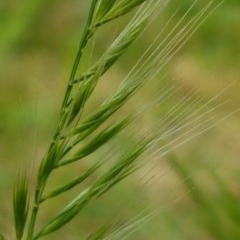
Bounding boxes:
1 0 239 240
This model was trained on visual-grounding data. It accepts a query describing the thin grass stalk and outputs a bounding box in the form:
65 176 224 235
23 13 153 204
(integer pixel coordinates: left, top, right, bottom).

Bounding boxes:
60 0 99 117
26 2 100 239
26 2 155 239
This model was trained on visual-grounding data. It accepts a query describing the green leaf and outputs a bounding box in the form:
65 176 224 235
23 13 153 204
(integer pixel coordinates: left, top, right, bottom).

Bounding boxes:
13 171 29 240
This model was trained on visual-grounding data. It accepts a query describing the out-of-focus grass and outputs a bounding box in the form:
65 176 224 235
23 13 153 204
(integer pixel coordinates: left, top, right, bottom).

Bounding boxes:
0 1 240 239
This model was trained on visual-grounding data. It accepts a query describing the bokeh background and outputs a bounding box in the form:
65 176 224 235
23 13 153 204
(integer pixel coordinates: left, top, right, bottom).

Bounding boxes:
1 0 240 239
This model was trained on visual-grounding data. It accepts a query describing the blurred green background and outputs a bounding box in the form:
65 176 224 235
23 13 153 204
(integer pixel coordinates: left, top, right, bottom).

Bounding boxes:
1 1 240 239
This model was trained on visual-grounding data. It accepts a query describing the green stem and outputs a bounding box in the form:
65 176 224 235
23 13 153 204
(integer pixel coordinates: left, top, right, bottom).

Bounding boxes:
60 0 99 122
26 184 42 240
26 204 39 240
26 2 100 239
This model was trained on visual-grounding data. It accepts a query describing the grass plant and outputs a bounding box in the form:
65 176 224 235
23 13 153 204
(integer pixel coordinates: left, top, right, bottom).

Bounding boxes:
0 0 239 240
